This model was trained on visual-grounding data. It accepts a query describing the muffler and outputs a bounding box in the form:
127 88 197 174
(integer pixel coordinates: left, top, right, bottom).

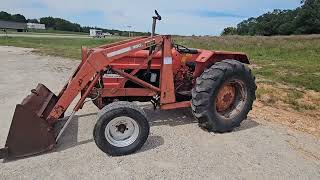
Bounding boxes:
1 84 58 160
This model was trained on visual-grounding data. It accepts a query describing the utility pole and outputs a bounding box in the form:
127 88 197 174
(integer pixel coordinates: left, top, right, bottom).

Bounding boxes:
127 25 132 37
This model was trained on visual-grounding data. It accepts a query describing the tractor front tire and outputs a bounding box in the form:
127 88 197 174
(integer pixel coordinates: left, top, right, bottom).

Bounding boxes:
191 60 256 133
93 101 150 156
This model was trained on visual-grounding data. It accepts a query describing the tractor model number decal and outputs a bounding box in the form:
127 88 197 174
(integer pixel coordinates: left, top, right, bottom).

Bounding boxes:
132 43 143 49
107 43 143 58
164 57 173 64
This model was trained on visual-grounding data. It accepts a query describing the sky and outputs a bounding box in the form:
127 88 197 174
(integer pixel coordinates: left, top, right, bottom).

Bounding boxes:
1 0 302 35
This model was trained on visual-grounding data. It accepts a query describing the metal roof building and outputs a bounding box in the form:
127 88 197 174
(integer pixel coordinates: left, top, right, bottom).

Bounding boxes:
27 23 46 30
0 20 27 31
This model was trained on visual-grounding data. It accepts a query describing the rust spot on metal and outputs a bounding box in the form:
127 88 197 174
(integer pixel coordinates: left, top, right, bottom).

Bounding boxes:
78 79 83 86
216 83 236 112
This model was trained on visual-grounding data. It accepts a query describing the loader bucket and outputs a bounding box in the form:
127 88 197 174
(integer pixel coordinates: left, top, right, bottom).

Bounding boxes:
1 84 58 159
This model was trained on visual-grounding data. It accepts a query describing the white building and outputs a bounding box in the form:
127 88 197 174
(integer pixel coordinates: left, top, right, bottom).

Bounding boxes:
90 29 103 37
27 23 46 30
90 29 112 38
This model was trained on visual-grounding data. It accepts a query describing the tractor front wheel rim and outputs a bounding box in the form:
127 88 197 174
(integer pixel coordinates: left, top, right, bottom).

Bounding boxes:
105 117 140 147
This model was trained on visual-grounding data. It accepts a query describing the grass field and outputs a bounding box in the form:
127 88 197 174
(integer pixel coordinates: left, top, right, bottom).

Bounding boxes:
174 35 320 92
4 29 87 35
27 29 87 35
0 37 122 59
0 35 319 93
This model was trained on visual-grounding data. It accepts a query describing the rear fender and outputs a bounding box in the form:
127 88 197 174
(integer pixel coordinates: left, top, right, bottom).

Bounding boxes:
194 50 250 78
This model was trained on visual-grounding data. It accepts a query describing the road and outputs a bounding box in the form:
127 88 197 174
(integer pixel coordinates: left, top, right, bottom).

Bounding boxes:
0 46 319 179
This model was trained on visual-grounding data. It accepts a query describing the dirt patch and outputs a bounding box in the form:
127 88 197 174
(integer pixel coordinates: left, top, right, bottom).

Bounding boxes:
248 63 262 70
253 81 320 137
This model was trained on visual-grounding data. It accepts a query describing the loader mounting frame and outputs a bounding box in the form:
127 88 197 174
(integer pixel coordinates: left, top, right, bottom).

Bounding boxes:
48 35 183 123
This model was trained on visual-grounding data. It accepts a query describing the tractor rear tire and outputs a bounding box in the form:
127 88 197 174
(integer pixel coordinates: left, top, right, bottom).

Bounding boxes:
93 101 149 156
191 60 256 133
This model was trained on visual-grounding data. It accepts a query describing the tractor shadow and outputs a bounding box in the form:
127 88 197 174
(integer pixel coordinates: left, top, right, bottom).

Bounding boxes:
142 104 260 132
2 114 95 163
139 135 164 153
142 105 197 127
142 104 259 132
2 105 259 162
54 105 194 154
54 104 259 154
54 115 92 152
54 110 167 154
234 117 260 132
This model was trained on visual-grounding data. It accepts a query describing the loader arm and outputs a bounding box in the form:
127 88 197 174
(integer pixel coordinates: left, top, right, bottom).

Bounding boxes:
1 35 177 160
1 11 179 160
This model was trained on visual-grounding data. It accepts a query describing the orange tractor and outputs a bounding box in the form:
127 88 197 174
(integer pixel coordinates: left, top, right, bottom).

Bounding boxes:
0 11 256 159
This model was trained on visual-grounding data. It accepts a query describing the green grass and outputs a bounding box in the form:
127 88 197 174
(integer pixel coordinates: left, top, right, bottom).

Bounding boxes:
256 87 277 104
0 36 123 59
26 29 87 35
284 90 304 111
2 29 87 35
0 35 319 91
174 35 320 91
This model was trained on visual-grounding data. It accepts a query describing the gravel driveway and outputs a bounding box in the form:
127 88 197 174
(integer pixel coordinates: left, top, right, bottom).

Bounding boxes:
0 46 319 179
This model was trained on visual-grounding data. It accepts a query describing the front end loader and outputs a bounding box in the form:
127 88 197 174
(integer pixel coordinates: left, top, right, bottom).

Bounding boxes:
0 11 256 160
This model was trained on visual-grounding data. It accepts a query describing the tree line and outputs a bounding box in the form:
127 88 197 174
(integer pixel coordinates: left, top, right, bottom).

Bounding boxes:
0 11 150 36
222 0 320 36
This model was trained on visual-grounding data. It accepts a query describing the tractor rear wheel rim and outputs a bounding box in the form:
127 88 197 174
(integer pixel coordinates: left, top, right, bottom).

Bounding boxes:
105 117 139 147
215 79 247 119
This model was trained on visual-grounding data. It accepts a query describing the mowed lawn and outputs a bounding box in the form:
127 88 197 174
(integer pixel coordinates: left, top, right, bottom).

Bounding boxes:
0 35 319 92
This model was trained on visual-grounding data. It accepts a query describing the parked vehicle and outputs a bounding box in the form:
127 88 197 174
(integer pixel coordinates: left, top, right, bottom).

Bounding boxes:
0 10 256 160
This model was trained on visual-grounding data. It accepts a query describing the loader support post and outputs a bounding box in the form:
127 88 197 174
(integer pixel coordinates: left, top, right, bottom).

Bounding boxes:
56 73 100 142
47 60 98 121
74 73 100 111
160 35 176 104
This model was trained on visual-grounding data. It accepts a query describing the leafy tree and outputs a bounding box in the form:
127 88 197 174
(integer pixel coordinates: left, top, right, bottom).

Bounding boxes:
222 0 320 36
27 19 39 23
11 14 27 23
221 27 238 35
40 17 56 28
294 0 320 34
0 11 12 21
0 11 150 36
0 12 27 22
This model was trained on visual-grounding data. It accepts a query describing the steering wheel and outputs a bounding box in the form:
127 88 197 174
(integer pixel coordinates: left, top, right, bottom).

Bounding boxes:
173 43 198 54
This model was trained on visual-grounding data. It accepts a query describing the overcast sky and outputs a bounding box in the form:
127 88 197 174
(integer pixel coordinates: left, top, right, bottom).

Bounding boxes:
1 0 302 35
